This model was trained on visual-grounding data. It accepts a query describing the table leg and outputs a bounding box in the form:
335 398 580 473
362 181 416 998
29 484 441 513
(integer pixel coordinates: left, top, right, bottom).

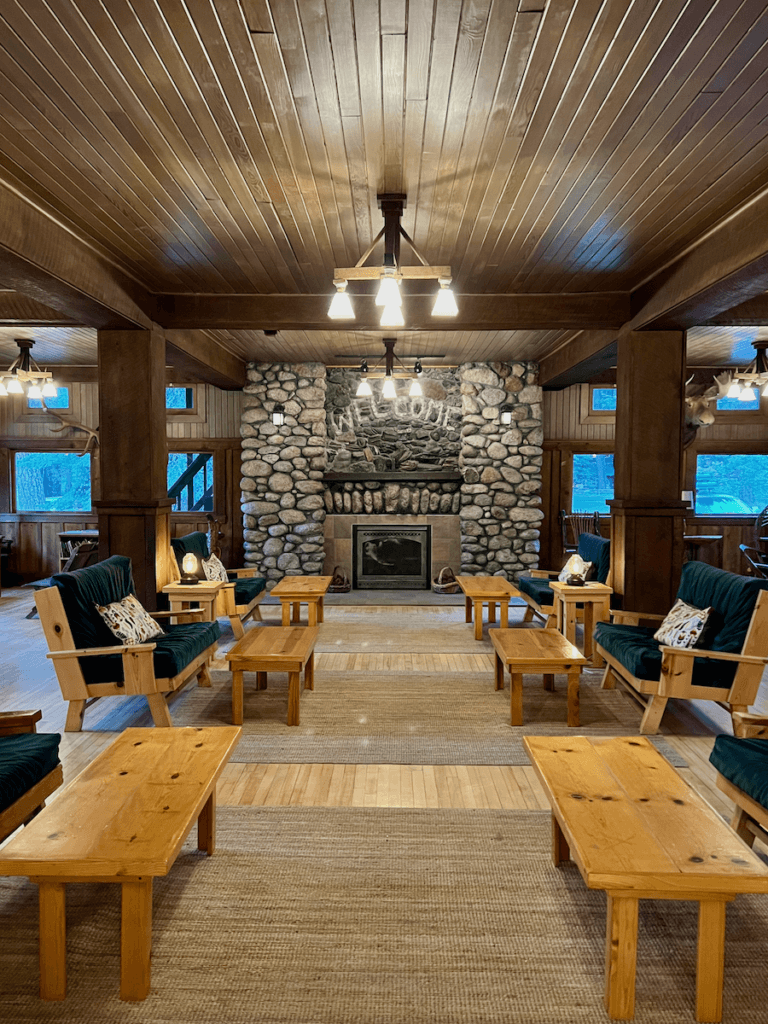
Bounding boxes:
555 595 564 633
474 601 483 641
510 672 523 726
543 674 555 691
232 669 244 725
564 601 577 646
696 899 728 1023
552 814 570 866
308 601 318 627
120 877 153 1001
305 652 315 690
281 600 290 627
465 595 472 623
604 893 638 1020
500 600 509 629
292 601 301 624
257 671 268 690
38 880 66 1000
488 601 496 624
495 652 504 691
318 596 324 623
287 670 301 726
583 602 595 660
567 670 580 727
198 791 216 854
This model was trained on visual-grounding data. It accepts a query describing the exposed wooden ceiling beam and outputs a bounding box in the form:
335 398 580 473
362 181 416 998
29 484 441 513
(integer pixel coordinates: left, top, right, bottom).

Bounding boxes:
154 293 630 332
538 330 618 389
164 330 246 390
0 290 79 325
0 184 153 330
697 293 768 326
630 188 768 330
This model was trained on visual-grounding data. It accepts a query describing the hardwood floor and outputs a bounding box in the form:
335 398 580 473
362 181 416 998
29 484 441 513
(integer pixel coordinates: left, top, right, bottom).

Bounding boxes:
1 586 760 830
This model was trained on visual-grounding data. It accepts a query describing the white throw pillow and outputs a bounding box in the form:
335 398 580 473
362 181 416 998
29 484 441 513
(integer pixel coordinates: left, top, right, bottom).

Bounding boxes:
95 594 164 645
202 553 229 583
653 599 711 649
558 561 592 583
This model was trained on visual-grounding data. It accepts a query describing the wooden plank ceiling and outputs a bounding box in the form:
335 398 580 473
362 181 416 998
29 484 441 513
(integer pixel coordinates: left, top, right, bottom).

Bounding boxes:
0 0 767 369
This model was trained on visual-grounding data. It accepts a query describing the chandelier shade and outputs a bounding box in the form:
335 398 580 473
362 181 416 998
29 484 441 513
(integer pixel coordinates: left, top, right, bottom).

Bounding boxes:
1 339 55 399
724 341 768 400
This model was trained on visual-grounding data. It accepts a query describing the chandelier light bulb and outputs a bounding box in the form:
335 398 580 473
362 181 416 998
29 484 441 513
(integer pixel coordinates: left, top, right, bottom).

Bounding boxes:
328 280 354 319
409 377 422 397
432 279 458 316
739 385 756 402
42 381 57 398
375 271 402 307
726 380 742 399
6 376 23 394
381 376 397 399
356 377 372 397
380 302 404 327
27 383 42 399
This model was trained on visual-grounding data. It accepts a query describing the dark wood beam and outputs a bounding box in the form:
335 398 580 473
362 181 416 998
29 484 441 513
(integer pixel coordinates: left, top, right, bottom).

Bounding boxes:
631 189 768 330
0 290 78 325
164 330 246 390
538 330 618 388
154 292 630 331
697 293 768 326
0 184 153 329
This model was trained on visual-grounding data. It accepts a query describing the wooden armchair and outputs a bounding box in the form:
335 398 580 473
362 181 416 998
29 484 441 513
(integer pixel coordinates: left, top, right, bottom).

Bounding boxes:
37 555 220 731
710 713 768 849
0 710 62 843
596 562 768 734
170 528 266 639
517 533 611 627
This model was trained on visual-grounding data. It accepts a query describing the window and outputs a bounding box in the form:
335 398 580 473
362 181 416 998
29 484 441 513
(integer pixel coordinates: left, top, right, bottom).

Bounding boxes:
28 386 69 410
15 452 91 511
591 386 617 411
166 386 194 410
695 454 768 515
716 392 760 411
572 453 614 515
168 452 214 512
580 384 616 423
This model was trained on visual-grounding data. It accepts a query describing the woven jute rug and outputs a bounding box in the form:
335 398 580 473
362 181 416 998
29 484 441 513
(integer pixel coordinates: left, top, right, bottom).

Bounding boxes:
1 807 764 1023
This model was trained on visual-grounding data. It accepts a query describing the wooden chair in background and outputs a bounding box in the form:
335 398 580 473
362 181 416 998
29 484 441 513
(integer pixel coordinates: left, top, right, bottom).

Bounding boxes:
559 510 601 553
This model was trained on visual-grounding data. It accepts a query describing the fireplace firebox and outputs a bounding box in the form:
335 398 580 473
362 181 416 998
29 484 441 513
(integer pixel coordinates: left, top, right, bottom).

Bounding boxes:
352 525 431 589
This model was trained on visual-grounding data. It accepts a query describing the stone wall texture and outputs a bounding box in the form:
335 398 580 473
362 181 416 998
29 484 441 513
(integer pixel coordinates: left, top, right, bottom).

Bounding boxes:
241 361 543 585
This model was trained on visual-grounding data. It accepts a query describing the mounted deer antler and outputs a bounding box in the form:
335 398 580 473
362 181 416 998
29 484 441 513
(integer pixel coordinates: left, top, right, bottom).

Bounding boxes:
40 397 99 456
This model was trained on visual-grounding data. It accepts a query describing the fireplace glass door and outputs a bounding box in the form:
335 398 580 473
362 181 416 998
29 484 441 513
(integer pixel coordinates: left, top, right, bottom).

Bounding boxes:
352 525 431 589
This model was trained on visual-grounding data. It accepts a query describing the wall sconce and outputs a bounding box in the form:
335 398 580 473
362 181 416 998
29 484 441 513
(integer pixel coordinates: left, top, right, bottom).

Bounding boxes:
500 404 514 426
181 552 200 585
271 403 285 426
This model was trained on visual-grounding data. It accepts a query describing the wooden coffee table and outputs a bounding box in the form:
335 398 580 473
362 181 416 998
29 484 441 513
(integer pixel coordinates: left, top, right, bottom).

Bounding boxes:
489 627 585 726
225 625 318 726
549 580 612 665
456 575 519 641
524 735 768 1022
0 726 241 1002
270 575 333 627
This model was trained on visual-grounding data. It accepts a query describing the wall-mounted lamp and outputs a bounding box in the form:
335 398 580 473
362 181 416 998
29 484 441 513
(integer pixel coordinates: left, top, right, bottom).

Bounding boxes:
181 552 200 585
500 404 514 426
271 403 285 426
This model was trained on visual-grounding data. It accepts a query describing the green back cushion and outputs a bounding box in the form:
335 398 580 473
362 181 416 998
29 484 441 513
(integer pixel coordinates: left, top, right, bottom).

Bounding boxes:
0 732 61 813
677 561 768 653
79 620 221 686
577 533 611 583
51 554 134 651
171 532 210 580
709 736 768 809
593 620 733 689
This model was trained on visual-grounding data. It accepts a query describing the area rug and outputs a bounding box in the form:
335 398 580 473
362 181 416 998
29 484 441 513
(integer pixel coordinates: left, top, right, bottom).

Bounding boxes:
0 807 763 1023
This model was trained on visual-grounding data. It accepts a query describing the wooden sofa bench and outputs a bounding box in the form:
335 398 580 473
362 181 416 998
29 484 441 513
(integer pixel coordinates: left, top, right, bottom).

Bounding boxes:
710 712 768 849
0 711 62 843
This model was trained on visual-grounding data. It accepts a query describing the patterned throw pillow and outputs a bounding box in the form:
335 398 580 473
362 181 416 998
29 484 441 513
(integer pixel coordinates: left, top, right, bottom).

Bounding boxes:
653 599 711 649
558 561 592 583
95 594 164 645
202 553 229 583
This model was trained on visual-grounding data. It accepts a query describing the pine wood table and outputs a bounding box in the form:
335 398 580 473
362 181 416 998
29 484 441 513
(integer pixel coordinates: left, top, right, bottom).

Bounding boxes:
225 625 318 726
270 575 333 627
161 579 223 623
524 735 768 1023
456 575 519 641
489 627 585 726
0 726 241 1002
549 580 612 665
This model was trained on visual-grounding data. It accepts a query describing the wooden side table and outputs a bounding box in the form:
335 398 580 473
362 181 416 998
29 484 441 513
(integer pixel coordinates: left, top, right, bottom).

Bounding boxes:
225 625 319 726
270 575 333 627
162 580 223 624
455 575 519 641
549 580 612 666
490 628 585 726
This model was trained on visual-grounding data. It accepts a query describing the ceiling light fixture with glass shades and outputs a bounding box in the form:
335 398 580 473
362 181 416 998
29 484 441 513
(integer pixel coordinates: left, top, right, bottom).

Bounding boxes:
0 339 57 399
352 339 425 399
723 340 768 401
328 194 458 326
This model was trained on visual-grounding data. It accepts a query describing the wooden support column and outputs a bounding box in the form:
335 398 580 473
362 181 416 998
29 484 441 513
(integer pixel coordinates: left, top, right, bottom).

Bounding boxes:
95 328 171 609
609 331 687 614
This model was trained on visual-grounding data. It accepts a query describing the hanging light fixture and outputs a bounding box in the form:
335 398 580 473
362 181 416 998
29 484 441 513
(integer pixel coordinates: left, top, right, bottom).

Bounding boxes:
0 340 55 398
726 340 768 400
356 360 372 397
381 374 397 399
409 359 423 396
329 194 458 327
350 339 435 400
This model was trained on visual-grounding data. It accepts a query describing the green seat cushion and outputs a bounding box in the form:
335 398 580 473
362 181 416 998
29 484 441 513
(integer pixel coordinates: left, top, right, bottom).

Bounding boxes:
171 532 209 580
231 575 267 605
576 533 611 583
51 555 133 652
677 561 768 655
79 620 221 686
593 620 735 689
0 732 61 813
517 574 555 609
709 735 768 809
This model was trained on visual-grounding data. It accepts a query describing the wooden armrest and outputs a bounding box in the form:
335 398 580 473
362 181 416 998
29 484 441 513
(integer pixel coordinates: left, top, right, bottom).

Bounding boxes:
47 643 157 659
227 567 258 577
528 569 558 579
610 610 665 625
0 710 42 735
659 646 768 665
732 712 768 738
150 609 205 619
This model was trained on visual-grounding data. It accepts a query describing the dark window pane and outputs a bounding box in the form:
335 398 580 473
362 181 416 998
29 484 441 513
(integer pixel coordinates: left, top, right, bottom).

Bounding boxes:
168 452 213 511
15 452 91 511
591 387 617 411
572 453 614 515
166 387 194 409
695 454 768 515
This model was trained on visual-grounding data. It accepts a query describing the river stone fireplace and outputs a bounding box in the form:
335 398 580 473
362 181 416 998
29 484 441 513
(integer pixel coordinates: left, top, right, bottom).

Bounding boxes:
240 361 543 589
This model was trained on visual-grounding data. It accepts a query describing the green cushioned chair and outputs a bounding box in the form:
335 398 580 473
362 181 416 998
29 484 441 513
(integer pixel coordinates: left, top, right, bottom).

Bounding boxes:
709 719 768 848
0 710 62 843
518 532 611 627
36 555 220 731
170 530 266 639
595 562 768 734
